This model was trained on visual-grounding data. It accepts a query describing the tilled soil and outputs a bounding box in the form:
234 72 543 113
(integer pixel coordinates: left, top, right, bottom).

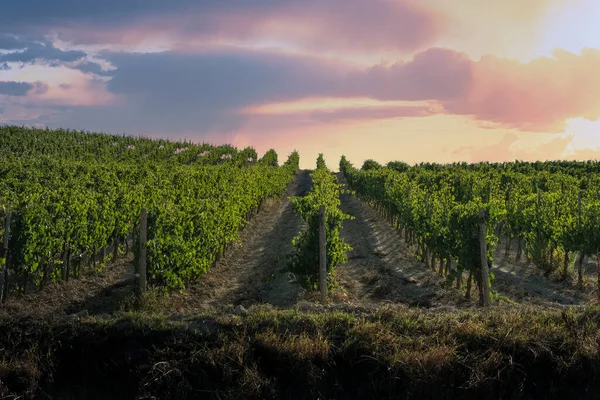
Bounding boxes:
334 173 450 308
491 238 596 306
0 254 135 320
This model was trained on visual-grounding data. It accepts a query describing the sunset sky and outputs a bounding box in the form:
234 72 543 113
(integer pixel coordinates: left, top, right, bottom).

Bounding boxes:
1 0 599 169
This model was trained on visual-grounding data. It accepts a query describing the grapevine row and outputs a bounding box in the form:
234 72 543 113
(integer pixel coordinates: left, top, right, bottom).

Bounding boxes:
0 126 299 293
289 154 353 291
340 156 600 301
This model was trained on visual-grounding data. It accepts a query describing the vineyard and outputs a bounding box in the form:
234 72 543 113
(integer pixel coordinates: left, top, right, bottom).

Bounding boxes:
3 126 600 399
340 156 600 305
0 126 299 299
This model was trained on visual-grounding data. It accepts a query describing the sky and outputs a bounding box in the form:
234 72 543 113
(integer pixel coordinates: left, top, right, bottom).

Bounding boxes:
1 0 600 169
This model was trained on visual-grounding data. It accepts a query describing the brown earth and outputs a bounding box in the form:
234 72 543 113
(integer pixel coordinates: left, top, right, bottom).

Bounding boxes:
491 238 596 306
0 254 135 320
334 173 450 308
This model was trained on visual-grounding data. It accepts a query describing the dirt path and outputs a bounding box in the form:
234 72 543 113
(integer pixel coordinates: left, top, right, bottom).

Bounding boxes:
491 238 595 306
334 173 445 308
0 254 135 320
172 170 311 311
334 172 595 308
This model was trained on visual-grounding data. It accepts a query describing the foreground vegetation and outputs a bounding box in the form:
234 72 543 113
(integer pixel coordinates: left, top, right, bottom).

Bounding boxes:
1 304 600 399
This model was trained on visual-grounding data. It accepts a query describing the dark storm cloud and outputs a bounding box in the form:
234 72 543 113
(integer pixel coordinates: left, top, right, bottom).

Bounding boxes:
0 42 85 64
72 61 113 76
102 49 342 110
0 81 37 96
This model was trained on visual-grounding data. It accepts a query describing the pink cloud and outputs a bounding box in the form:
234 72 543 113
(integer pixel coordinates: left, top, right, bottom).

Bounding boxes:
53 0 444 54
445 48 600 132
452 133 521 162
344 47 600 133
346 48 473 100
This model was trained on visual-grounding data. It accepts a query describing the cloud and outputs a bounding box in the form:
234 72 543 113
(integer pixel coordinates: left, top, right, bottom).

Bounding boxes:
0 81 47 96
307 105 434 122
444 48 600 132
452 133 521 162
72 61 112 76
81 49 348 133
4 42 600 138
1 0 444 54
451 132 600 163
342 47 600 133
0 33 32 50
346 48 473 101
0 42 85 65
0 34 113 80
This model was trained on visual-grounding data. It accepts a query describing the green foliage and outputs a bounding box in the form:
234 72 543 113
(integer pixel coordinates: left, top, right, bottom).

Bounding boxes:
289 154 353 290
340 155 600 295
0 126 300 292
361 159 382 171
386 161 410 173
260 149 279 167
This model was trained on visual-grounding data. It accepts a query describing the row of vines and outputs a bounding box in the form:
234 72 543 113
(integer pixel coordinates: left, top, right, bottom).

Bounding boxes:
340 157 600 301
289 154 353 291
0 126 299 294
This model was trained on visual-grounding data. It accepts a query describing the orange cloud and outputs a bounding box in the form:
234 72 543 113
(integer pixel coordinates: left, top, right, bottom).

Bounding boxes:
445 48 600 132
452 132 600 163
430 0 569 60
338 47 600 134
241 97 436 123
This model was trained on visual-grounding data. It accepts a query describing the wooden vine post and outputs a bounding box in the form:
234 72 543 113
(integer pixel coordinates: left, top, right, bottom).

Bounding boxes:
0 211 12 302
577 191 584 286
478 208 491 307
0 211 11 302
319 206 327 305
138 208 148 296
62 245 70 282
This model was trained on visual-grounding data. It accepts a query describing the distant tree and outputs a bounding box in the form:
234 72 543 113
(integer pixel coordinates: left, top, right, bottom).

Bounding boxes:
386 161 410 172
260 149 279 167
237 146 258 164
361 159 382 171
316 153 327 170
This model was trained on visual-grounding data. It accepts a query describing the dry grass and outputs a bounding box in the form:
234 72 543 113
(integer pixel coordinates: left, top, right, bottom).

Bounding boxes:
2 304 600 399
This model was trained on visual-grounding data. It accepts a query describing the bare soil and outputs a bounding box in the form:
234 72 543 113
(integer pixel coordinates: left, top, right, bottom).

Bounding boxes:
491 238 596 306
0 254 135 320
334 173 459 308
